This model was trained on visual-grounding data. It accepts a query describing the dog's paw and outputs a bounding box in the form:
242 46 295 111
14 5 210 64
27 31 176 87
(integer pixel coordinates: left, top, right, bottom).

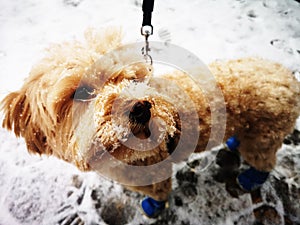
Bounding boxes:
141 197 166 218
237 167 269 192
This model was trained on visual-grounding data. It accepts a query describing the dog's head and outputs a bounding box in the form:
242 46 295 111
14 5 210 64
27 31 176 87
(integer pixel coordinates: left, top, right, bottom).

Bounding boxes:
1 28 182 179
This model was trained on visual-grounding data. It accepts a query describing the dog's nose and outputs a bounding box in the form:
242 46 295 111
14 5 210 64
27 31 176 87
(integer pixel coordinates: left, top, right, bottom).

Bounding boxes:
129 101 152 124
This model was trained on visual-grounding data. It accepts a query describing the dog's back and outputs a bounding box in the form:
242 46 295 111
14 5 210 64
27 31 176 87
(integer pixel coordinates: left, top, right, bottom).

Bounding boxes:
159 58 300 171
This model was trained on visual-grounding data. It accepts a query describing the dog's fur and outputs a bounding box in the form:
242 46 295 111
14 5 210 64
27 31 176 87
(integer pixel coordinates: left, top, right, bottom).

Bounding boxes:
1 28 300 200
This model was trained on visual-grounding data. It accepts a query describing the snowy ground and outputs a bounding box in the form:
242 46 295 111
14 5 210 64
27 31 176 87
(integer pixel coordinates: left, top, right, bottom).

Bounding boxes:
0 0 300 224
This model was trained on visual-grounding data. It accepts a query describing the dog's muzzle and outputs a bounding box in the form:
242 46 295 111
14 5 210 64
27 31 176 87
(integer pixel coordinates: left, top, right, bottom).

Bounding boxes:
129 100 152 125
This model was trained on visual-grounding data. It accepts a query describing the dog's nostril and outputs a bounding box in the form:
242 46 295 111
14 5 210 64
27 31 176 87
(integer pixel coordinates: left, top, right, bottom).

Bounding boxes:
129 101 152 124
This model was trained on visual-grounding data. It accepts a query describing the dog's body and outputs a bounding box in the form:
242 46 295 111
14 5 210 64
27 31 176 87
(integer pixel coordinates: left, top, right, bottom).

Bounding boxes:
2 28 300 201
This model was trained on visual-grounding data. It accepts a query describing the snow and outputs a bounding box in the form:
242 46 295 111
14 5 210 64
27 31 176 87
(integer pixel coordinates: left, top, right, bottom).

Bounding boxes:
0 0 300 224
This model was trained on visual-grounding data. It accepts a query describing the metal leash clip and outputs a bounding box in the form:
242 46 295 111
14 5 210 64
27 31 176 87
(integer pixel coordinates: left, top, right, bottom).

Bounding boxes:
141 0 154 65
141 25 153 65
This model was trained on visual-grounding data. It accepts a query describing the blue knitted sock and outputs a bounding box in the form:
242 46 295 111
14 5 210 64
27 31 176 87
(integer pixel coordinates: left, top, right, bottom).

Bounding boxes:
141 197 166 218
237 167 269 192
226 136 240 152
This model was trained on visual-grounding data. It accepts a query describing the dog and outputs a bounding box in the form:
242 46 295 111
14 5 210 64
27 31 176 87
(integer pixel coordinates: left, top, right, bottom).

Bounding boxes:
1 28 300 206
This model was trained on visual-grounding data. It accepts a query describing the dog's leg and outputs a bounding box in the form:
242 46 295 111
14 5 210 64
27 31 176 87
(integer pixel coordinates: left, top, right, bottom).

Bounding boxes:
236 134 275 192
235 113 296 191
216 136 271 193
237 128 282 173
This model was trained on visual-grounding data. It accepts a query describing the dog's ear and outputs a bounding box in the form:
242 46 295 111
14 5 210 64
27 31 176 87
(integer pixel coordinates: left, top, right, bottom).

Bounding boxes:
1 91 50 155
1 91 28 136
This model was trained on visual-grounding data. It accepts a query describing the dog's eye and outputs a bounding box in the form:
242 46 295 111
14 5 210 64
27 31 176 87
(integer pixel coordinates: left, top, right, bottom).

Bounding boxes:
73 85 96 101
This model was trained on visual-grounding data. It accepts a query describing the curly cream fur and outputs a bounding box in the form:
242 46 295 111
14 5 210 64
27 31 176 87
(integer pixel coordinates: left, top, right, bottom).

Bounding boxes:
1 28 300 200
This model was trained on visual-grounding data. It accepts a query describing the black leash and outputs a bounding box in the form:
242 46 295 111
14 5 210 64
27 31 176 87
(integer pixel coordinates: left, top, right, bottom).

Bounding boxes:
142 0 154 32
141 0 155 64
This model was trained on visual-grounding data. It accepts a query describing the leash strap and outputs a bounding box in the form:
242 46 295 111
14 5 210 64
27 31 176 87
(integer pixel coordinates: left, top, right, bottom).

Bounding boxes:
142 0 154 29
141 0 154 35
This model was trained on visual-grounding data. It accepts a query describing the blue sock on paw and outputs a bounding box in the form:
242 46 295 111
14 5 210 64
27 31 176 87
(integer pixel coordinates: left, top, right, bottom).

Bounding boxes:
237 167 269 192
226 136 240 152
141 197 166 218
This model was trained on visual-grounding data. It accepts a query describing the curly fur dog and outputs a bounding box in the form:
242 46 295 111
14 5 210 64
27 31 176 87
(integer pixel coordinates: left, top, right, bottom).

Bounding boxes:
1 28 300 201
